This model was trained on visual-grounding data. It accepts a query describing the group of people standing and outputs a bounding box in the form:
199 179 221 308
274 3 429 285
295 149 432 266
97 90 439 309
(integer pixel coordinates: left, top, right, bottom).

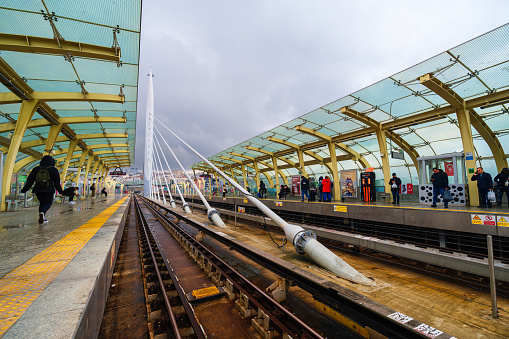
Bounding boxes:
414 166 509 208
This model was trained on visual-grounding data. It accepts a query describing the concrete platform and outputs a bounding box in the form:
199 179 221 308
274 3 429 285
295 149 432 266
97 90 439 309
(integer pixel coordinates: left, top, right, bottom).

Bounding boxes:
0 194 130 338
183 194 509 237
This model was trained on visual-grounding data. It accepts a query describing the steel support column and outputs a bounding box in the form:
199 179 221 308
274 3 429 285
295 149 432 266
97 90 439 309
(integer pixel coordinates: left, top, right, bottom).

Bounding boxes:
60 139 78 182
457 105 480 206
1 100 40 211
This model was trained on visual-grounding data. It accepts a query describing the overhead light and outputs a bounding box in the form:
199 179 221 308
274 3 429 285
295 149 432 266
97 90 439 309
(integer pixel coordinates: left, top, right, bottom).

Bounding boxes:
480 98 509 109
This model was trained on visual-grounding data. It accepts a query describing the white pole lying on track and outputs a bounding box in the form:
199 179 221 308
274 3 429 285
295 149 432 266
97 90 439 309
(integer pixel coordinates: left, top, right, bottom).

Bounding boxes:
156 118 375 286
154 132 190 213
154 135 176 208
154 125 226 228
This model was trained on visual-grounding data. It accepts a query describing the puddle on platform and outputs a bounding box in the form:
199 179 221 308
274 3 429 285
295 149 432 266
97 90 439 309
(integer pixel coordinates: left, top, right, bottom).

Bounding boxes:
3 224 27 229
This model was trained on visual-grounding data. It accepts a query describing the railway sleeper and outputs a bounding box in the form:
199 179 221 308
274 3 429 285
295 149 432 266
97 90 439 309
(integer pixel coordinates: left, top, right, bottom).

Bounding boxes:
266 278 289 304
252 308 280 339
224 279 239 300
234 292 257 318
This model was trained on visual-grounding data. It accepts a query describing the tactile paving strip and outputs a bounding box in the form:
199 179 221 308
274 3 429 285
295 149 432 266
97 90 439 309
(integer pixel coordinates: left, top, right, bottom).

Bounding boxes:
0 196 128 337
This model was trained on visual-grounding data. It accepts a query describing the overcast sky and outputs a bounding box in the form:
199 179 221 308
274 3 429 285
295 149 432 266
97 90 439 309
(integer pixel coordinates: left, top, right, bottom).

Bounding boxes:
134 0 509 172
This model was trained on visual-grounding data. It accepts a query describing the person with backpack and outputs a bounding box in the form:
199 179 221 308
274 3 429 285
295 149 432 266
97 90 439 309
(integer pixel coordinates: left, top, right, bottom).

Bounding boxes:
21 155 64 224
90 183 96 198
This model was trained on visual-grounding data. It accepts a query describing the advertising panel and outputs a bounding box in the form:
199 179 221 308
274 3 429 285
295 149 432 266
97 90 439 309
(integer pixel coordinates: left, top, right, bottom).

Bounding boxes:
340 169 357 198
291 176 301 195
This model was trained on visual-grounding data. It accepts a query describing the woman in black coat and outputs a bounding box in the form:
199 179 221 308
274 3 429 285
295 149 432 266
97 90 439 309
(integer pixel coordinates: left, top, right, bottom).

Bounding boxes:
21 155 64 224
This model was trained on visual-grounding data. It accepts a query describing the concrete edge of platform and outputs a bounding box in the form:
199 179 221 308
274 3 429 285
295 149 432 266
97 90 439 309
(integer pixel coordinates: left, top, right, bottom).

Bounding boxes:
3 196 131 339
187 201 509 282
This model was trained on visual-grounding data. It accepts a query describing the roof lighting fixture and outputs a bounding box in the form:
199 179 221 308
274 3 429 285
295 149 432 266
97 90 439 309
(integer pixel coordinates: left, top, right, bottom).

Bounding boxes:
480 98 509 109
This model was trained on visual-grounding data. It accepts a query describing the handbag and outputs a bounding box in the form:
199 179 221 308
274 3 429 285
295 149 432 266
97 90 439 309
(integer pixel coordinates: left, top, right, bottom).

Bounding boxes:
487 190 496 201
442 189 453 202
391 183 398 189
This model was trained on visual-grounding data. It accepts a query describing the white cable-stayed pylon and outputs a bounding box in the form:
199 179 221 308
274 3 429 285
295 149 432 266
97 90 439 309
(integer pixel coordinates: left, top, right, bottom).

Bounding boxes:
154 133 190 213
155 117 376 286
153 135 176 207
153 146 167 204
154 125 226 228
144 70 155 197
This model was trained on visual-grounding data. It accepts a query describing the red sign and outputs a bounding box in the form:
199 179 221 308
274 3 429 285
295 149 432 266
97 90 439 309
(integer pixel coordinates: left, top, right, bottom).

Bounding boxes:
406 183 413 194
444 161 454 176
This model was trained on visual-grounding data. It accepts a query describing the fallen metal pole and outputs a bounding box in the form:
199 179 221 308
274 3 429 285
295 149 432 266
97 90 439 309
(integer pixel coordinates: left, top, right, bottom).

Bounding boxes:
156 118 375 286
155 125 226 228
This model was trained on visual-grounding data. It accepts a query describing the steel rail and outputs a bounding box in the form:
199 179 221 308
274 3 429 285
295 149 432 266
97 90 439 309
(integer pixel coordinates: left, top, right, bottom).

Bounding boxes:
139 195 324 339
146 195 438 339
134 196 206 339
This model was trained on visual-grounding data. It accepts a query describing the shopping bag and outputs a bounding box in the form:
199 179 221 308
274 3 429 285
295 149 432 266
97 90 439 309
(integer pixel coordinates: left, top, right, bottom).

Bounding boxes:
442 189 453 202
487 190 496 201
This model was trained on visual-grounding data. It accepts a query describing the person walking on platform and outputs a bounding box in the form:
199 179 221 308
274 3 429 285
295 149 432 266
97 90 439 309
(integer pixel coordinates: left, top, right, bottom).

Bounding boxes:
222 184 227 197
471 167 494 208
20 155 64 224
431 167 449 208
63 186 79 204
300 176 310 202
90 183 96 198
388 173 402 204
321 176 332 202
494 167 509 207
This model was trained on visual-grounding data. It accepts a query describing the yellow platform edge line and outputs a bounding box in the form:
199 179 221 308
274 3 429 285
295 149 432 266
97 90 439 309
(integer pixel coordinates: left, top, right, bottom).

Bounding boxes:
315 300 369 338
0 196 128 337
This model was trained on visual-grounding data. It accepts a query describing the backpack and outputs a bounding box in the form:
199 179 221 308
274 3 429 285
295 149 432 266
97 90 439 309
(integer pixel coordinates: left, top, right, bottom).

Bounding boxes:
34 166 52 190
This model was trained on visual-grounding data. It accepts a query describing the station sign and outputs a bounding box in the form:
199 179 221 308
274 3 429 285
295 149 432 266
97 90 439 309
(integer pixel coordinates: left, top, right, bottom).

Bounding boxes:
109 167 126 176
237 206 245 213
497 216 509 227
334 205 347 213
471 214 496 226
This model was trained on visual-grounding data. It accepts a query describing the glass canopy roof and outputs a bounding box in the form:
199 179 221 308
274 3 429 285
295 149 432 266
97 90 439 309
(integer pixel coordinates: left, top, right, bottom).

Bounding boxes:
194 23 509 185
0 0 141 171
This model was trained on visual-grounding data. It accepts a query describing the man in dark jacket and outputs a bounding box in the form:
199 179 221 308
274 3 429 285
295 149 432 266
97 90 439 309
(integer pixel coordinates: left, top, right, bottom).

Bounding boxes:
494 167 509 207
430 168 449 208
300 176 310 202
472 167 494 208
259 181 267 199
21 155 64 224
388 173 402 205
62 186 79 204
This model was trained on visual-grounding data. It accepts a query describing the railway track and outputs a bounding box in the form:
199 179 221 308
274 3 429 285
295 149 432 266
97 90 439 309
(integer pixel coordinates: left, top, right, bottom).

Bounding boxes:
146 195 455 339
101 195 331 338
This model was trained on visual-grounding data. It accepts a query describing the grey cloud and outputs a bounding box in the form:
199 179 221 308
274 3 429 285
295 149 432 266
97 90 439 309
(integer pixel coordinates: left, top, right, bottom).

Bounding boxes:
135 0 509 171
